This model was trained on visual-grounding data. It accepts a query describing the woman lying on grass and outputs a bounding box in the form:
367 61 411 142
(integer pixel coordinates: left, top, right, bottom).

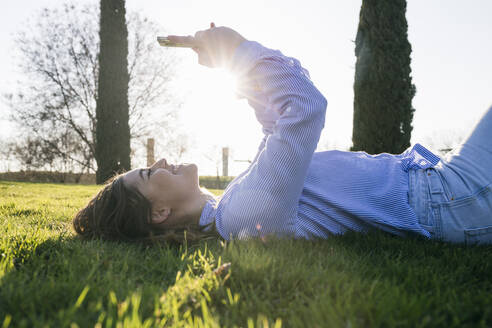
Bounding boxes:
74 24 492 245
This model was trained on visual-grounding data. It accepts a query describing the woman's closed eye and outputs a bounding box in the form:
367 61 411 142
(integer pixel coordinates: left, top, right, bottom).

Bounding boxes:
139 168 152 180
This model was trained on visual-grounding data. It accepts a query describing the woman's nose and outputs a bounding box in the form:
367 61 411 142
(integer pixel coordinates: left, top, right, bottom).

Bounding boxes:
150 158 167 170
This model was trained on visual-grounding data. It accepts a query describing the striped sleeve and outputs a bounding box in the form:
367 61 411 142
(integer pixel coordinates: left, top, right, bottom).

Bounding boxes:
216 41 327 239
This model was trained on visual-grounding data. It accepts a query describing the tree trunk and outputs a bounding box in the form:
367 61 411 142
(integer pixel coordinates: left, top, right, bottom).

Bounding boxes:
95 0 131 183
351 0 416 154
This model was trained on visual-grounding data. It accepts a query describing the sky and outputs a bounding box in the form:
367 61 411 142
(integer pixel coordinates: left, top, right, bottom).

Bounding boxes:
1 0 491 175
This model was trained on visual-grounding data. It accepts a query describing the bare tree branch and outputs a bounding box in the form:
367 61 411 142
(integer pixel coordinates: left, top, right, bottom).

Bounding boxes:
6 2 183 173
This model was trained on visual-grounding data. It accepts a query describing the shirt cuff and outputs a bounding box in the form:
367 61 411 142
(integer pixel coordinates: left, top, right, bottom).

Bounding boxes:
198 198 218 231
229 40 272 77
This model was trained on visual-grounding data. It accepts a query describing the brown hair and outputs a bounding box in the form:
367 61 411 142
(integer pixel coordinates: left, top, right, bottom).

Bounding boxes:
73 175 217 245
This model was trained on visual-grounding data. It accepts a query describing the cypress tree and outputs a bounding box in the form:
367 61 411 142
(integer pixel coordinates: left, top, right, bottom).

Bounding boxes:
351 0 416 154
95 0 130 183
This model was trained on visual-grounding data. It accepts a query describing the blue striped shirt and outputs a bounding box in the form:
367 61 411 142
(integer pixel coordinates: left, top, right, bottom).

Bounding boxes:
199 41 440 240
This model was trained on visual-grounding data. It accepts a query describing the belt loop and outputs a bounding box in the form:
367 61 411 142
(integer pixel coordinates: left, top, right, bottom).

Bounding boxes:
425 168 446 203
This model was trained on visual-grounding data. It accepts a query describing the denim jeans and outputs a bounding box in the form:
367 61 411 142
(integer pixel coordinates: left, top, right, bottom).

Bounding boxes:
408 105 492 244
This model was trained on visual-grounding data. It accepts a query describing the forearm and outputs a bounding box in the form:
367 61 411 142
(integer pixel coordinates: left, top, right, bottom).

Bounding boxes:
232 41 327 182
217 41 327 239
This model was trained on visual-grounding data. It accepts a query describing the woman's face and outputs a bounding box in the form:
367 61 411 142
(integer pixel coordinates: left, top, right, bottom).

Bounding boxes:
122 158 200 222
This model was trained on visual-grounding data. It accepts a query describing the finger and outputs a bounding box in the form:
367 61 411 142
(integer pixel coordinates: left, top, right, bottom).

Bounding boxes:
194 30 205 40
166 35 196 46
193 30 208 49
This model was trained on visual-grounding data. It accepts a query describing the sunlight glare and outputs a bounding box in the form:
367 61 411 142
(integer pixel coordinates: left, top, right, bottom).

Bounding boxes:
176 63 263 175
202 68 238 101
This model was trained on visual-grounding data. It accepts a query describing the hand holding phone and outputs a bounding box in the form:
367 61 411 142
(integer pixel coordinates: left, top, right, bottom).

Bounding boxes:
157 36 195 48
157 23 246 68
157 22 215 48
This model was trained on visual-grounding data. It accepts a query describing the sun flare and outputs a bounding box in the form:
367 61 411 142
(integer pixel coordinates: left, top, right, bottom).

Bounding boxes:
204 68 238 99
174 62 263 175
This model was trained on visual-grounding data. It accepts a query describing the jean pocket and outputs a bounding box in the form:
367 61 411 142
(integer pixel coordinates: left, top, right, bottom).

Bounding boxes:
438 185 492 243
465 226 492 245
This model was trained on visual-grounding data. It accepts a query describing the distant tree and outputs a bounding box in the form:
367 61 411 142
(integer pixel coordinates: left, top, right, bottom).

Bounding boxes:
7 130 90 172
0 138 20 172
6 3 181 174
202 145 223 178
423 128 466 156
351 0 416 154
10 138 55 171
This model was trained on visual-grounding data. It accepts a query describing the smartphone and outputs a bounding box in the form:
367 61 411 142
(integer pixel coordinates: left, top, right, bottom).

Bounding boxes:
157 36 194 48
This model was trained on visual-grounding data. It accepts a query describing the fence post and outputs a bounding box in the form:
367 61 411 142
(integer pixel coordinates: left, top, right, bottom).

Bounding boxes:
147 138 155 167
222 147 229 177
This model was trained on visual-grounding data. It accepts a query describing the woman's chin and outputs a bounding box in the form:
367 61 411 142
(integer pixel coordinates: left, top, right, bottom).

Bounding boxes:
185 164 200 186
189 163 199 177
200 187 215 197
189 163 198 172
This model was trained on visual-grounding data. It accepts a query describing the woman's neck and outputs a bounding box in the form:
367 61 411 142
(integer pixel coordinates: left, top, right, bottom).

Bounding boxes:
178 188 217 227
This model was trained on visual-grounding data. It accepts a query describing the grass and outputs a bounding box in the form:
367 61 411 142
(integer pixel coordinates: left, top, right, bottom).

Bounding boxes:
1 180 491 327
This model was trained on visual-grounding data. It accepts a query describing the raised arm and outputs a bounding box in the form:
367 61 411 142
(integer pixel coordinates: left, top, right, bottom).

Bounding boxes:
219 40 327 239
170 27 327 239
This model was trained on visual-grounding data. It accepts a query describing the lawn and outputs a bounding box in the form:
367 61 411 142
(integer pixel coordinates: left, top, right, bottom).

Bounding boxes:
1 180 491 327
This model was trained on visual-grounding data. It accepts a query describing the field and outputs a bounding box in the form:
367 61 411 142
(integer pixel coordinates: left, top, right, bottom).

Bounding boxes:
1 181 491 327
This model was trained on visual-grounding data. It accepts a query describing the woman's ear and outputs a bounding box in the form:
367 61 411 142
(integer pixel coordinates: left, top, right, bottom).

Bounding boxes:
151 208 171 224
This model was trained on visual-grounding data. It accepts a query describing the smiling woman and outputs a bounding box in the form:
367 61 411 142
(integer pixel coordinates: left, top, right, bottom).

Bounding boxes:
73 24 492 245
122 159 213 229
73 157 216 243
